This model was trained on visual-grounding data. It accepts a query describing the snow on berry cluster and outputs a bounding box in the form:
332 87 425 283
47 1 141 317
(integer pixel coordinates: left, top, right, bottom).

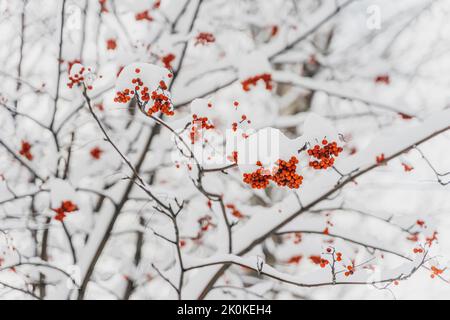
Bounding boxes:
238 52 272 93
113 63 174 116
241 73 273 92
195 32 215 46
234 116 343 190
111 64 344 193
52 200 78 221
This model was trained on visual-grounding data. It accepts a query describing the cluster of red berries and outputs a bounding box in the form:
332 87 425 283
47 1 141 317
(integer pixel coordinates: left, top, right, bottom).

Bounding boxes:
189 114 214 144
325 248 343 262
114 69 174 116
270 25 278 37
231 115 251 132
67 65 87 89
192 114 214 130
114 75 147 103
90 146 103 160
374 74 390 85
114 88 133 103
243 157 303 189
376 153 385 164
226 204 244 219
430 266 445 279
287 255 302 264
402 163 413 172
148 91 173 116
243 166 271 189
135 10 153 21
106 38 117 50
162 53 175 69
271 156 303 189
398 112 413 120
241 73 273 92
67 59 81 73
227 151 238 163
309 255 329 268
52 200 78 222
413 247 424 254
307 140 343 170
426 231 438 246
19 141 33 161
195 32 215 45
344 265 354 277
99 0 108 13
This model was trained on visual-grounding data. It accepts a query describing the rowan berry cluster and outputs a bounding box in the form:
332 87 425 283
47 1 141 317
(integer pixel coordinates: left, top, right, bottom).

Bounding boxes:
162 53 175 69
67 65 87 89
52 200 78 222
243 157 303 189
227 151 238 163
270 25 278 37
325 248 343 262
225 204 244 219
114 68 174 116
148 90 173 116
192 114 214 130
231 114 251 132
99 0 108 13
243 166 271 189
271 156 303 189
307 140 343 170
135 10 153 21
430 266 445 279
195 32 215 45
90 147 103 160
189 114 214 144
376 153 385 164
241 73 273 92
399 112 413 120
67 59 81 73
309 255 329 268
413 247 424 254
287 255 302 264
106 38 117 50
375 74 390 85
402 163 414 172
426 231 438 246
344 265 354 277
19 141 33 161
